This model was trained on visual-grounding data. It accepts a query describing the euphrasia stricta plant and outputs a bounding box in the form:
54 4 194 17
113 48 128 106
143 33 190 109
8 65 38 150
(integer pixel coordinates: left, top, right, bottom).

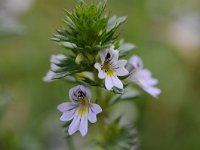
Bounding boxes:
43 0 161 149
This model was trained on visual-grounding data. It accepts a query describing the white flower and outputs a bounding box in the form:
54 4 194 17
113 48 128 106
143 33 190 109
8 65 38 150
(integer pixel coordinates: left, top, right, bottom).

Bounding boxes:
127 55 161 98
42 70 56 82
57 85 102 136
43 54 67 82
94 48 129 90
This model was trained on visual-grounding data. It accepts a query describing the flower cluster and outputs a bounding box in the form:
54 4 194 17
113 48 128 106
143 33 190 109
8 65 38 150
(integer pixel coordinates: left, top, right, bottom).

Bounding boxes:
43 1 161 149
44 48 160 136
94 48 161 98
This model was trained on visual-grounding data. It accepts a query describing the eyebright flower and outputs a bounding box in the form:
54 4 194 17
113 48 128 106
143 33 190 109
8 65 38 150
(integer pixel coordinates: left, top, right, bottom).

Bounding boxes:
43 54 67 82
57 85 102 136
94 48 129 90
127 55 161 98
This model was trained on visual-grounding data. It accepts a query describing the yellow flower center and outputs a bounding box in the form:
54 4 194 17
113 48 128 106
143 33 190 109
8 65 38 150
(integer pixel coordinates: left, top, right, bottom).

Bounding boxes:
102 62 114 76
80 98 89 105
77 107 87 116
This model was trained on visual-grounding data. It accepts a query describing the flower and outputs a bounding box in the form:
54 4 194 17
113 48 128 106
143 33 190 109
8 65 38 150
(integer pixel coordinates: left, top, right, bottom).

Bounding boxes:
43 54 67 82
57 85 102 136
94 48 129 90
127 55 161 98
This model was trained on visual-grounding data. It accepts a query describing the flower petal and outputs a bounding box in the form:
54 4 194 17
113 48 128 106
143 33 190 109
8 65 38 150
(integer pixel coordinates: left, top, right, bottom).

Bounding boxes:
69 85 91 103
68 112 81 135
79 85 91 101
128 55 143 70
115 67 129 76
50 54 66 64
57 102 78 121
88 107 97 123
90 104 102 114
144 86 161 98
94 63 106 79
51 64 60 72
109 48 119 62
105 76 114 90
60 109 76 121
43 71 56 82
79 113 88 136
111 75 124 89
57 102 76 112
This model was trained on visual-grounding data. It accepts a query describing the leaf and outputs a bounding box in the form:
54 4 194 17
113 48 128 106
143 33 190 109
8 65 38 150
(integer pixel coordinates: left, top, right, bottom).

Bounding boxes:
107 16 127 32
95 117 138 150
109 87 140 105
59 42 77 49
77 76 104 87
119 43 136 57
52 1 125 54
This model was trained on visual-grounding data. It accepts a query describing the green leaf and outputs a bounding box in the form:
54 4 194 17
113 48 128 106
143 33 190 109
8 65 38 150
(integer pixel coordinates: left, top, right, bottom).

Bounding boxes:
96 117 138 150
59 42 77 49
107 16 127 32
52 1 126 55
119 43 135 57
109 87 139 105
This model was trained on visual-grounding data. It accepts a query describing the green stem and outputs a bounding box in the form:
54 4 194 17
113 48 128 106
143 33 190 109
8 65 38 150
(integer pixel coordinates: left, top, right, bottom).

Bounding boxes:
66 136 76 150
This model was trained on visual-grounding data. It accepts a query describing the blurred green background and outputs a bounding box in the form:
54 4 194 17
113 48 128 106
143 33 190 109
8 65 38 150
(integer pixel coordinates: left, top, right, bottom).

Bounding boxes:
1 0 200 150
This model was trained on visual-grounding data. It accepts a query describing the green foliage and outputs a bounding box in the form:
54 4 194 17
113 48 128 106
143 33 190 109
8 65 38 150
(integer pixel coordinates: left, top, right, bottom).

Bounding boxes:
50 55 90 79
51 0 127 55
47 0 132 84
109 87 139 105
96 117 138 150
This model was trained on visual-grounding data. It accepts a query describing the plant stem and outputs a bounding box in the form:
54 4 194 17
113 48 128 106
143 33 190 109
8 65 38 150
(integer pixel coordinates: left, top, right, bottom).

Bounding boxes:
66 136 76 150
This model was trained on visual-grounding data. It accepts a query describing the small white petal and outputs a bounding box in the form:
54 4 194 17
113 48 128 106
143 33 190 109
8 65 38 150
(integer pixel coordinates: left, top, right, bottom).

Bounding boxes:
57 102 76 112
43 71 56 82
51 54 66 64
88 108 97 123
51 64 60 72
109 48 119 62
117 60 127 67
105 76 114 90
112 75 124 89
144 87 161 98
68 112 81 135
128 55 143 70
140 69 152 77
90 104 102 114
94 63 106 79
60 110 76 121
114 60 129 76
79 113 88 136
115 68 129 76
146 77 158 86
